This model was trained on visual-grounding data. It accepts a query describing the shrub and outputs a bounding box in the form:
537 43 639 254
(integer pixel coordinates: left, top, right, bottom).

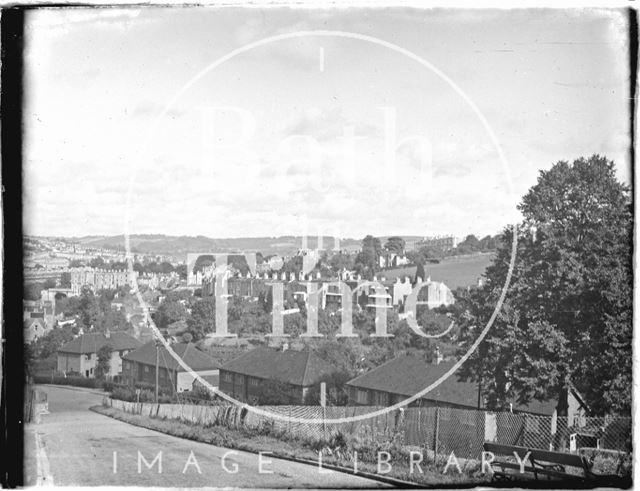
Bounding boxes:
101 380 115 392
33 374 101 389
112 387 137 402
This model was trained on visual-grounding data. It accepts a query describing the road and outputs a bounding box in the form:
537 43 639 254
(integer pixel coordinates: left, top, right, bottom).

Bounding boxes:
25 385 389 488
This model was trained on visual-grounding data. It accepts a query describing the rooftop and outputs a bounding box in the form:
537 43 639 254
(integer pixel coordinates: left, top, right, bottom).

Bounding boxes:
346 355 558 415
222 347 336 387
58 331 142 354
123 342 221 372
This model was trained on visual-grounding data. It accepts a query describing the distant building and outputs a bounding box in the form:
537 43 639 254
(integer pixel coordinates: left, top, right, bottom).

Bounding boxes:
227 277 268 299
219 347 337 404
23 298 55 335
24 317 49 343
57 331 142 379
122 342 221 393
70 267 137 294
24 269 64 284
415 279 455 309
379 252 410 268
417 235 459 250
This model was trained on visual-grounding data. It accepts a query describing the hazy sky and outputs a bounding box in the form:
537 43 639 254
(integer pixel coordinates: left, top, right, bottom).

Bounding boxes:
24 7 631 239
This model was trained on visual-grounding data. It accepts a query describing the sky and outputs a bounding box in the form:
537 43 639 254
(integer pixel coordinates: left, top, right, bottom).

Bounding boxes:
24 7 631 240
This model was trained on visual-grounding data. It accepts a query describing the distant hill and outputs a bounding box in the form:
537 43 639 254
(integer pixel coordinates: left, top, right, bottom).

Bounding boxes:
70 234 362 258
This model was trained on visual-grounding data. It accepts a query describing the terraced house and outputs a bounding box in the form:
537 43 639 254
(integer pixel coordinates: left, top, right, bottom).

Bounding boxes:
57 330 142 379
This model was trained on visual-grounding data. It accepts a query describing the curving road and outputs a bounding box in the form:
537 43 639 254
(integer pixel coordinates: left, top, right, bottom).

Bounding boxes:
24 385 389 488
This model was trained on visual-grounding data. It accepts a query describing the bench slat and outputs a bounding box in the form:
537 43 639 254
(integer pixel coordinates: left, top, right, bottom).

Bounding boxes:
491 461 584 481
484 442 585 468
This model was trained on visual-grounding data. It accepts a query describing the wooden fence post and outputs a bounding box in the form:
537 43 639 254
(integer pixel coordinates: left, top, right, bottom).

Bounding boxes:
434 407 440 460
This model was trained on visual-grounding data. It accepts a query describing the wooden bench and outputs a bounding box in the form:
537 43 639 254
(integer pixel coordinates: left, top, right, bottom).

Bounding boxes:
483 442 624 486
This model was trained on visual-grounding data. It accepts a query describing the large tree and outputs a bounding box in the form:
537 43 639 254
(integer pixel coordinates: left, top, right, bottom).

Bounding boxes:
384 236 406 255
187 296 216 340
354 235 382 279
156 297 188 329
95 344 113 380
458 155 632 415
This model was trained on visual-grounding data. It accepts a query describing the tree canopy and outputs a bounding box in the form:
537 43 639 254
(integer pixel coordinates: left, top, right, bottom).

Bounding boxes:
457 155 632 415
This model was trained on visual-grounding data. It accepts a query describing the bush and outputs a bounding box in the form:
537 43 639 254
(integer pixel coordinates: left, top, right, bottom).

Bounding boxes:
112 387 137 402
110 384 169 403
101 381 115 392
33 374 101 389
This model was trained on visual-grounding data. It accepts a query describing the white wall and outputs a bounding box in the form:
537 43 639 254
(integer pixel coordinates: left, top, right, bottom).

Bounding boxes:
176 369 219 392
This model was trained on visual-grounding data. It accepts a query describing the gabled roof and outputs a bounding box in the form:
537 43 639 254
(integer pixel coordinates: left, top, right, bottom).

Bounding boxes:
123 342 221 372
24 317 46 329
347 355 561 415
222 347 336 387
347 356 480 408
58 331 142 354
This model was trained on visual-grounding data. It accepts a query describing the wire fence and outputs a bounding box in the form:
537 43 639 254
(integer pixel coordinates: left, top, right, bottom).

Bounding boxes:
107 398 631 464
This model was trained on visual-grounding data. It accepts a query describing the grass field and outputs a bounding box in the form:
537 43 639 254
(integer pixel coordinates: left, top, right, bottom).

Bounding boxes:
381 253 494 289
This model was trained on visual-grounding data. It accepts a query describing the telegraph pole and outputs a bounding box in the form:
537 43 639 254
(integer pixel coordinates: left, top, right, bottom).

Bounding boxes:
155 342 159 403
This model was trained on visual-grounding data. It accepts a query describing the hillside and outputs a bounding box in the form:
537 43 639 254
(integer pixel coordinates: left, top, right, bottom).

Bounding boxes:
380 253 494 289
71 234 362 257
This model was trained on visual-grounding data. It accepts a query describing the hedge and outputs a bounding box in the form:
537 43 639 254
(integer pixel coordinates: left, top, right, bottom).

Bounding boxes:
32 374 103 388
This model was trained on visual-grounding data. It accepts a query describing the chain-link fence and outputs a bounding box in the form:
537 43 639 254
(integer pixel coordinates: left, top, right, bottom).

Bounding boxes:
107 398 631 463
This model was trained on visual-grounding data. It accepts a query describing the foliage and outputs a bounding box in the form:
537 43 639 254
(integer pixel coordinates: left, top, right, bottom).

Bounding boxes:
89 256 105 268
457 155 632 415
187 296 215 339
60 272 72 288
30 324 77 360
384 236 406 255
327 252 355 273
156 297 188 329
308 339 365 377
304 372 353 406
354 235 382 279
95 344 113 380
251 380 300 405
32 374 102 388
111 386 155 402
414 262 426 283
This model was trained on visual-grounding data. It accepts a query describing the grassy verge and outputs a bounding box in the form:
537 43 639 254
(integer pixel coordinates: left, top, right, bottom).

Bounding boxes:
91 405 488 487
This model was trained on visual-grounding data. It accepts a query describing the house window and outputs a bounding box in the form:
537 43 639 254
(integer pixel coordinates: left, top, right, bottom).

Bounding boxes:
236 376 245 386
144 366 149 373
377 392 388 406
356 389 368 404
250 377 260 387
85 354 91 361
222 372 233 383
123 361 129 370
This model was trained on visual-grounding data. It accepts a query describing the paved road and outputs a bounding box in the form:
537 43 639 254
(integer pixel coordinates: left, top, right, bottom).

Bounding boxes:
25 385 389 488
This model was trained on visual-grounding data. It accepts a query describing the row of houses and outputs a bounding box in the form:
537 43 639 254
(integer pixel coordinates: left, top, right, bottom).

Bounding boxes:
56 332 587 421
